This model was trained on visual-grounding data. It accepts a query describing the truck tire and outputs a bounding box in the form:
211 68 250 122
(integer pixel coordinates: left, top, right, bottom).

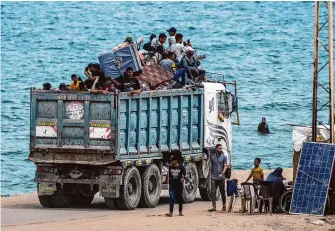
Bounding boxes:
200 158 210 179
104 198 119 210
51 185 73 208
199 175 220 201
117 167 142 210
72 192 94 207
139 164 162 208
183 162 199 203
38 195 54 208
37 184 54 208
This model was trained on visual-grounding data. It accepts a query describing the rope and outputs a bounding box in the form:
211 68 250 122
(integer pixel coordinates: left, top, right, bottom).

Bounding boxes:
297 168 329 187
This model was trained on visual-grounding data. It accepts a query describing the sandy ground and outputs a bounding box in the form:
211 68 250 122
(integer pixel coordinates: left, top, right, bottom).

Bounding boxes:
1 168 335 231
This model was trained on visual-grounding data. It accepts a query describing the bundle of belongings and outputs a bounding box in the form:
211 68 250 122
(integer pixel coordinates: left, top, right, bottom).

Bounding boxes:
99 44 142 79
137 62 172 89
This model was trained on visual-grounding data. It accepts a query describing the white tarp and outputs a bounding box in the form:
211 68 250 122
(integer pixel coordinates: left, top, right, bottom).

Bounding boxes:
292 125 333 151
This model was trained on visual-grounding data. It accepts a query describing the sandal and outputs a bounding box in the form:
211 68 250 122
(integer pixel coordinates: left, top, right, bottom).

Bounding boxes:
208 208 216 212
165 212 173 217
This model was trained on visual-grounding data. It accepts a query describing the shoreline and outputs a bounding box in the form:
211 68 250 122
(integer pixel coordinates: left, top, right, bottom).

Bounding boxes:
1 168 294 199
2 168 335 231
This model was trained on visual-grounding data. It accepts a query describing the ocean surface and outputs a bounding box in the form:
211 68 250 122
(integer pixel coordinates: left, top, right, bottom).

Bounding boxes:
1 1 332 196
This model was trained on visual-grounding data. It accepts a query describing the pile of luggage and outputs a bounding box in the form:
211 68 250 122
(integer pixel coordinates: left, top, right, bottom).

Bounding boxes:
98 33 206 91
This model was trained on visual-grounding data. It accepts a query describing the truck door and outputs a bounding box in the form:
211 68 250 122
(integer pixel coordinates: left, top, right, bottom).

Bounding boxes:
216 90 232 165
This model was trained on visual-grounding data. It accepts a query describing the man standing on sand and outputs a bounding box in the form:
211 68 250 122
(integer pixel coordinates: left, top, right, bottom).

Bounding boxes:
208 144 228 212
166 151 186 217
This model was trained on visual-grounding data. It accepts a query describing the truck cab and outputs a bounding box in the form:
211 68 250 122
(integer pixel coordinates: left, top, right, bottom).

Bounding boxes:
30 79 238 210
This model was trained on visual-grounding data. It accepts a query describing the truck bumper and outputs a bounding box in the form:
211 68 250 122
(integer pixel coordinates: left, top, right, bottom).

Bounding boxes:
35 172 122 198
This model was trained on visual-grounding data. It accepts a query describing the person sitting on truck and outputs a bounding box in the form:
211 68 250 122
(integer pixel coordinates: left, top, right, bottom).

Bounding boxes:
84 63 94 79
160 51 188 87
78 81 108 95
151 33 167 56
57 83 69 91
112 37 134 51
43 82 51 90
143 34 156 51
121 67 142 96
84 63 96 89
70 74 82 91
102 77 116 92
258 117 270 134
166 152 186 217
166 27 177 48
170 33 186 64
180 47 206 83
89 64 107 89
79 81 87 91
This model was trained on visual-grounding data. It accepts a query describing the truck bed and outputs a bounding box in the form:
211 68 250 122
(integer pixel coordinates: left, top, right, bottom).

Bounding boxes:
29 89 204 165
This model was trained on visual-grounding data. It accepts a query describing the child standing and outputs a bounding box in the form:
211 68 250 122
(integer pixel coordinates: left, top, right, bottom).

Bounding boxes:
245 158 264 184
166 153 186 217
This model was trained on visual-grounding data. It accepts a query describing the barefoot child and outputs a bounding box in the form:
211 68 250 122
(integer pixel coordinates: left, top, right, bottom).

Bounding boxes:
166 152 186 217
245 157 264 184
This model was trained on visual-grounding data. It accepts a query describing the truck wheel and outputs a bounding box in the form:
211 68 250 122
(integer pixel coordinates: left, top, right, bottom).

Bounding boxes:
38 195 54 208
201 158 210 179
104 198 119 210
72 192 94 207
183 162 199 203
117 167 142 210
51 185 73 208
37 183 54 208
199 175 220 201
139 164 162 208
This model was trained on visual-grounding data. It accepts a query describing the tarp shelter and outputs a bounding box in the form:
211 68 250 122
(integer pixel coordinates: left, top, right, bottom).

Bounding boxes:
292 125 334 182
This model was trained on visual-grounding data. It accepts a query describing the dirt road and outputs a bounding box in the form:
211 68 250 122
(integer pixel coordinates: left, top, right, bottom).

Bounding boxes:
2 169 334 231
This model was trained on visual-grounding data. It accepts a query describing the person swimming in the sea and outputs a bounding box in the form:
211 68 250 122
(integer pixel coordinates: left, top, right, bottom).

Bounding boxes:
258 117 270 134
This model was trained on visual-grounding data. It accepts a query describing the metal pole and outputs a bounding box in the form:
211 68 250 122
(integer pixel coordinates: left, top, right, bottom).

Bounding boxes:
328 2 334 144
328 1 335 215
312 1 320 142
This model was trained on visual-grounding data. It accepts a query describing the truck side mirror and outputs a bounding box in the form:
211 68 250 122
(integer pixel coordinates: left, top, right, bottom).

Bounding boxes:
230 94 238 114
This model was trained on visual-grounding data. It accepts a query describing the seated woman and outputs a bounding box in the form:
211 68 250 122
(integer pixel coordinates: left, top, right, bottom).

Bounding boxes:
266 167 285 212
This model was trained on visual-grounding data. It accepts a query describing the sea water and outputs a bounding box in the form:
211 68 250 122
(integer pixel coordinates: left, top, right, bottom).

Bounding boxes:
1 1 330 196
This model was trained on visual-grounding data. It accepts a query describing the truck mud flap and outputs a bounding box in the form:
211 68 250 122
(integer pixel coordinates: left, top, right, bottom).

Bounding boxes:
100 185 120 198
99 175 122 198
38 182 56 196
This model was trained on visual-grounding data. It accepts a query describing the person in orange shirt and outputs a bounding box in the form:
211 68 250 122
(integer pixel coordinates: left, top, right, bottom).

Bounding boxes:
70 74 81 91
245 158 264 184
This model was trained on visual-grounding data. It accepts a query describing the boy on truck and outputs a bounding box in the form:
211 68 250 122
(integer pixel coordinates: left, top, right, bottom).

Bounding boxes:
166 151 186 217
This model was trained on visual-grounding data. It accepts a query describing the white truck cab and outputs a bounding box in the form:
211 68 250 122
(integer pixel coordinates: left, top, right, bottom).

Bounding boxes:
203 81 238 166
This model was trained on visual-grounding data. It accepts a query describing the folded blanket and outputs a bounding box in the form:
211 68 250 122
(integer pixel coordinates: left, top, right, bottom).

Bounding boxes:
137 62 172 89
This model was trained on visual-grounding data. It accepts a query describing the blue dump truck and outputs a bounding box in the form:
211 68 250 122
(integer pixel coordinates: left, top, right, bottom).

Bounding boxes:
29 80 239 210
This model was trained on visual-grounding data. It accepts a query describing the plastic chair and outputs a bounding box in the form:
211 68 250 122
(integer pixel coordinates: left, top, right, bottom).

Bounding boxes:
241 182 259 214
258 181 273 213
